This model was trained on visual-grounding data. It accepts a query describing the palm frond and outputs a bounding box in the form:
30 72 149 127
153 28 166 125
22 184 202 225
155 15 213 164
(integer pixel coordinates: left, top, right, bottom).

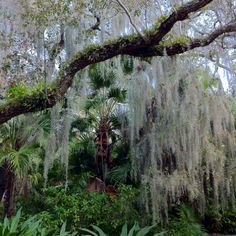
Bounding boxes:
107 162 131 184
121 56 134 75
109 114 122 130
85 96 106 112
108 88 127 103
89 64 116 90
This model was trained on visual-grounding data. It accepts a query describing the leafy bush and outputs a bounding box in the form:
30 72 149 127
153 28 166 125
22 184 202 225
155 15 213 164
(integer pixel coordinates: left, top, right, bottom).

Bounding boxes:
204 206 236 234
21 185 140 234
204 205 223 233
222 208 236 234
168 204 205 236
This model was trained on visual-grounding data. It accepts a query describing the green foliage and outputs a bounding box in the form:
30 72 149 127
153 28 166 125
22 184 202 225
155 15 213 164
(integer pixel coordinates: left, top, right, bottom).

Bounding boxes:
108 141 132 185
38 187 80 232
121 56 134 75
221 209 236 234
71 117 90 132
107 162 131 184
22 185 140 235
0 115 49 181
204 205 236 234
85 96 106 112
204 205 223 233
0 209 75 236
75 185 140 233
80 223 161 236
201 77 217 90
160 36 191 47
69 134 96 175
168 204 205 236
0 146 42 178
5 82 45 101
89 64 116 90
144 15 168 37
108 88 127 103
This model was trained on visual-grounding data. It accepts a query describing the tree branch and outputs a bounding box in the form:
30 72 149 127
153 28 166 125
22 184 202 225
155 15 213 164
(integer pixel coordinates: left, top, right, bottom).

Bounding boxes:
115 0 144 38
1 0 230 125
48 30 65 62
129 22 236 57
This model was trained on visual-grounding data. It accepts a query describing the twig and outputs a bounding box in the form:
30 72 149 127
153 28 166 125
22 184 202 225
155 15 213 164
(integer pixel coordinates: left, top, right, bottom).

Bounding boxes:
115 0 144 39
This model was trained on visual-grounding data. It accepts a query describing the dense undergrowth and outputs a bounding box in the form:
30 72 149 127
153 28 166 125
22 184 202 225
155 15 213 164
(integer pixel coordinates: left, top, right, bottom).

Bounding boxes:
7 176 236 236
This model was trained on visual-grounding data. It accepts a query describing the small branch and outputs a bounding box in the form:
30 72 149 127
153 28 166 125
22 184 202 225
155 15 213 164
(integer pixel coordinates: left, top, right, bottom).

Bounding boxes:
115 0 144 39
130 21 236 57
198 53 234 74
88 15 101 32
147 0 214 45
49 30 65 62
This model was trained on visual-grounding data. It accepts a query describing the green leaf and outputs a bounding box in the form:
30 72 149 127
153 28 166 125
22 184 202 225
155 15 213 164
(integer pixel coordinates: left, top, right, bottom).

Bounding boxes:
10 209 21 232
136 225 155 236
128 223 140 236
120 223 128 236
91 225 107 236
80 227 98 236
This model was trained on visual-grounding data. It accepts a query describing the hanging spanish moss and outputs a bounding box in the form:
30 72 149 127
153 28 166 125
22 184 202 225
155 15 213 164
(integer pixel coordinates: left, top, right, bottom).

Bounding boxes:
128 56 236 224
43 91 73 189
43 104 60 187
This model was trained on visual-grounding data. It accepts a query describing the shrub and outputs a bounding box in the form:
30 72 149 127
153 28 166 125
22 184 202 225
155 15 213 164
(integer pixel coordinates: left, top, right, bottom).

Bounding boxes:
21 185 140 234
168 204 205 236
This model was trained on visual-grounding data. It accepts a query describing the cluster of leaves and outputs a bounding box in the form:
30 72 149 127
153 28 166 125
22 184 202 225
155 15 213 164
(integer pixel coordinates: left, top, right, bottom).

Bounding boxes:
0 209 74 236
80 223 163 236
1 209 163 236
5 82 45 101
168 204 205 236
20 185 140 235
204 205 236 234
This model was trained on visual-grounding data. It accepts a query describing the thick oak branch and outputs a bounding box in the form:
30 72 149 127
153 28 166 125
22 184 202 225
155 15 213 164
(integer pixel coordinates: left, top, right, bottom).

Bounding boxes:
0 0 229 125
129 22 236 57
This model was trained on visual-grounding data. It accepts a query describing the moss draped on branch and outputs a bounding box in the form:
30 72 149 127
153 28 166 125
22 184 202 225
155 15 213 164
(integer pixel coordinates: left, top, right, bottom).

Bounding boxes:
1 0 236 124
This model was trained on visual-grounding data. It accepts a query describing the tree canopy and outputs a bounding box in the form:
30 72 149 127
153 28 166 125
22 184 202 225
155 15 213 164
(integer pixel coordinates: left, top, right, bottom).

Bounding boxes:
0 0 236 124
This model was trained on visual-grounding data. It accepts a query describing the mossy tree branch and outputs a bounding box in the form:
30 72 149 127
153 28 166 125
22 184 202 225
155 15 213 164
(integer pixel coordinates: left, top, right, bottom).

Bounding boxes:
1 0 235 124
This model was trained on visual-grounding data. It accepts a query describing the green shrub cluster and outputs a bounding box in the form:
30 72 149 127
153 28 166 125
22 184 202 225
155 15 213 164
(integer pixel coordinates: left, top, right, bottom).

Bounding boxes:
20 185 140 235
204 205 236 234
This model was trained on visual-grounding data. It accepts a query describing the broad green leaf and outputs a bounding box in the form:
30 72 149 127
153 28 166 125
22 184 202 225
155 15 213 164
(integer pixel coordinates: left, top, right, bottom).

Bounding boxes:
120 223 128 236
91 225 107 236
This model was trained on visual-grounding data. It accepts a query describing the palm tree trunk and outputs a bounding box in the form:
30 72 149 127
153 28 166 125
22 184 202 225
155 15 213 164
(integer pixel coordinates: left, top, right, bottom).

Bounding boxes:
95 122 112 182
0 167 6 201
2 162 16 217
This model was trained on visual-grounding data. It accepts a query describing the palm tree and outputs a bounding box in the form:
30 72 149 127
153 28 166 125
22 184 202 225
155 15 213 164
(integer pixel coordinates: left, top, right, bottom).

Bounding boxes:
75 63 127 182
0 114 49 217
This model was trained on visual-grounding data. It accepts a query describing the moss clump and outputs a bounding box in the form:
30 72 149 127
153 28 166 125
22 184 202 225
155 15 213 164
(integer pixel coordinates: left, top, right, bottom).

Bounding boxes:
160 36 191 47
5 82 45 101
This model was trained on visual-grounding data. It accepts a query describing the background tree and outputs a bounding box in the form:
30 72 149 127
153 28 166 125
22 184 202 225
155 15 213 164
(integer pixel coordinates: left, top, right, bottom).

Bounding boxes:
0 114 49 216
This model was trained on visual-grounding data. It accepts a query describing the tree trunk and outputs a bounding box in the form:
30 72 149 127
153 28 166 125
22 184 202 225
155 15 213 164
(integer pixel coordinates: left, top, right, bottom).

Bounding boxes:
2 162 16 217
94 122 112 182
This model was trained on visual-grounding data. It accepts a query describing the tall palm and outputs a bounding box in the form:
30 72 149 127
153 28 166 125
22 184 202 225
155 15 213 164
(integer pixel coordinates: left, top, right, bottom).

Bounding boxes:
80 63 127 182
0 114 49 216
